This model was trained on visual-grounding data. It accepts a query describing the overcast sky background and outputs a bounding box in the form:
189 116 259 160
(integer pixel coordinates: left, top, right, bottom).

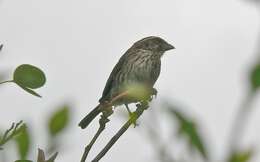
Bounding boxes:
0 0 260 162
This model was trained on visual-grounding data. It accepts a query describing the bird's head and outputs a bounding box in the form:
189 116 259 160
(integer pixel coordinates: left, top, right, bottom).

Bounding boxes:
133 36 175 52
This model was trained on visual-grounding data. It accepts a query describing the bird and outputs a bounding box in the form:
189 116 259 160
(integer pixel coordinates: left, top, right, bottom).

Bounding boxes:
79 36 175 129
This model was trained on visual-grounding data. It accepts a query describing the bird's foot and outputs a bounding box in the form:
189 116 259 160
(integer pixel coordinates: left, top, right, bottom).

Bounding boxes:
125 104 139 127
128 111 139 127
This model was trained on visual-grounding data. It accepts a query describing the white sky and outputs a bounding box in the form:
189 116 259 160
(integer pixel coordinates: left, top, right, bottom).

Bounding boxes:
0 0 260 162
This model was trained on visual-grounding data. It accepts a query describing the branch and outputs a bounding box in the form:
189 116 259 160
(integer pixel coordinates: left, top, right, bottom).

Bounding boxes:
0 121 24 149
0 80 13 85
80 87 155 162
80 91 129 162
80 112 110 162
91 101 149 162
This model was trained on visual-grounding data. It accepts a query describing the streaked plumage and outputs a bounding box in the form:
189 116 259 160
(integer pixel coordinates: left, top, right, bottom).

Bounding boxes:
79 36 174 129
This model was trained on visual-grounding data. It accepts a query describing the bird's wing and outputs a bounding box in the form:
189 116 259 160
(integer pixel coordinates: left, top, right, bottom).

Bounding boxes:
98 52 128 102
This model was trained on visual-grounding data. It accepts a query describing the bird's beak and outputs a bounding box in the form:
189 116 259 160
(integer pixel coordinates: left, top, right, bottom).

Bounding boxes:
164 43 175 51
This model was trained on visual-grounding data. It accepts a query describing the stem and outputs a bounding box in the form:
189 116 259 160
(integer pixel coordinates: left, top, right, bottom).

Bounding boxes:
91 101 149 162
80 113 110 162
0 121 23 148
80 91 129 162
0 80 13 85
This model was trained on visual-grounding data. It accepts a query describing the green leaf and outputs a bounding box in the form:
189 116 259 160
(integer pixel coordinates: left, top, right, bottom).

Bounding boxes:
18 85 42 97
228 149 253 162
0 121 25 149
13 64 46 89
48 105 70 136
15 125 30 160
15 160 33 162
167 106 208 159
250 63 260 90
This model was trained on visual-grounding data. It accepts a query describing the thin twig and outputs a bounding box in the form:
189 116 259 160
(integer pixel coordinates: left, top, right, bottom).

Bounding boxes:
80 112 111 162
0 80 13 85
80 91 129 162
91 101 149 162
80 89 154 162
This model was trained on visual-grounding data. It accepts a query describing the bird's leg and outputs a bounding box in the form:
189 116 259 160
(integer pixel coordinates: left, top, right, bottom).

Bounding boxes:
124 104 138 127
125 104 132 115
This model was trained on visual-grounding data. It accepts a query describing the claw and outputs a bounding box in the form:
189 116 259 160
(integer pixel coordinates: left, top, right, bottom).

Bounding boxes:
129 112 139 127
125 104 139 127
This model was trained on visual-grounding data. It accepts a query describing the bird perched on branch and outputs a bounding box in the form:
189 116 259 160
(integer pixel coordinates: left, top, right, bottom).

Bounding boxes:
79 36 175 129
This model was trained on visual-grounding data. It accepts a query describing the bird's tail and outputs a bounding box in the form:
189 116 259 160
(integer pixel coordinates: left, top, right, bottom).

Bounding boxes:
78 104 101 129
